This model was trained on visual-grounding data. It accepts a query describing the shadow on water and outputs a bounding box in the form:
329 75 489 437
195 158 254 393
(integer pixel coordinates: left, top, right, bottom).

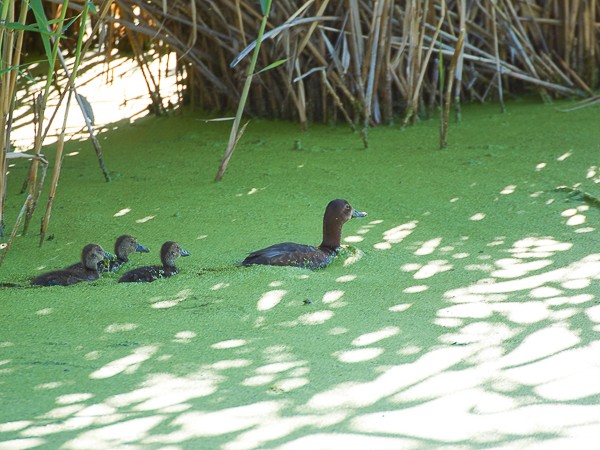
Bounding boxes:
1 102 600 449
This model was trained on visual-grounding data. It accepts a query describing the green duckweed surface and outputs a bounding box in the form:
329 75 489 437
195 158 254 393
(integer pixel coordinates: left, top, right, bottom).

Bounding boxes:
1 100 600 448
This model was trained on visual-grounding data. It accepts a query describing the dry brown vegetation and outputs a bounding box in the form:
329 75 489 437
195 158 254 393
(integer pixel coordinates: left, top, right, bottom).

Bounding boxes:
102 0 599 128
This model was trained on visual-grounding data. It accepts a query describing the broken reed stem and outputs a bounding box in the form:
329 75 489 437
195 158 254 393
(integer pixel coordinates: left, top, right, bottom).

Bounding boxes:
215 0 272 182
440 29 464 149
0 194 32 268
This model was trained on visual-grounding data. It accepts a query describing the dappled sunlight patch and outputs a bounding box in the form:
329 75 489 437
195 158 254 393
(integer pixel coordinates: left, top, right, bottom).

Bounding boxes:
298 310 334 325
335 348 384 363
469 212 486 221
557 151 572 161
144 401 283 443
211 282 230 290
452 252 470 259
63 416 164 449
373 221 417 250
535 162 546 171
242 375 275 386
491 301 551 324
401 263 421 272
135 215 156 224
276 433 417 450
272 377 309 391
104 323 138 333
508 237 572 258
439 303 492 319
306 346 473 411
585 304 600 322
574 226 595 233
211 339 247 350
500 185 516 194
41 404 85 420
530 286 563 298
403 285 428 293
0 438 46 448
500 326 580 368
256 361 306 375
352 393 600 443
344 235 364 243
560 205 594 231
352 326 400 346
56 393 94 405
35 381 64 390
0 421 31 432
389 303 411 312
335 274 356 283
208 359 252 370
414 237 441 256
445 253 600 300
173 331 196 344
491 258 554 278
150 289 193 309
35 308 53 316
413 260 453 279
439 322 516 347
328 326 348 335
434 317 463 327
503 342 600 401
113 208 131 217
257 290 287 311
107 371 222 412
322 290 344 304
90 345 157 379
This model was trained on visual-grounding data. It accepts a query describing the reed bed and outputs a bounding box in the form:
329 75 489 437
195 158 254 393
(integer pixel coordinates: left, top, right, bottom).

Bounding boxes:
103 0 598 127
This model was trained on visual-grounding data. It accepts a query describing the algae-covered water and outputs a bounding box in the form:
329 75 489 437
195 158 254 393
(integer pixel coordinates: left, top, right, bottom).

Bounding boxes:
1 100 599 448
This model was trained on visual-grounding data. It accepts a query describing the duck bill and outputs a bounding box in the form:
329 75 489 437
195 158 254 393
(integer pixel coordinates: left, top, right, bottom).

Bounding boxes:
352 209 367 218
180 249 191 257
136 243 150 253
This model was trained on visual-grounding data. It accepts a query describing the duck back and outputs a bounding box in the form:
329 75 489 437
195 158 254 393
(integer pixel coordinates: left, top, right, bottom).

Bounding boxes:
31 268 100 286
241 242 336 269
118 266 178 283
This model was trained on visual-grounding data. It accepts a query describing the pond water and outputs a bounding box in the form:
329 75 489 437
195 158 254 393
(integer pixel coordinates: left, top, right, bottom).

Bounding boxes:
1 100 599 448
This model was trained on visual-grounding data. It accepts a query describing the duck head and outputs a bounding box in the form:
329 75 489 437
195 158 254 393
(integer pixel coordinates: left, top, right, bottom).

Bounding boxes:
321 199 367 249
160 241 190 268
114 235 150 260
82 244 113 271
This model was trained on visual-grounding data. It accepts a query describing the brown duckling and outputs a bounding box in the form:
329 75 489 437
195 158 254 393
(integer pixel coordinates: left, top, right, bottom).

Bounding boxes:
241 198 367 269
67 235 149 272
119 241 190 283
31 244 112 286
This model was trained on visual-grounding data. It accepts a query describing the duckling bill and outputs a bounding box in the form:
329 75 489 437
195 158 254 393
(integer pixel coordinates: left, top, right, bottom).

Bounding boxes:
31 244 113 286
119 241 189 283
241 198 367 269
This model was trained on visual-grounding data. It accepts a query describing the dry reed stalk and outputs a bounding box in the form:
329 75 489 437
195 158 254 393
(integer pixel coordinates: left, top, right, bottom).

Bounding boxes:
440 28 464 149
22 0 70 235
491 0 505 112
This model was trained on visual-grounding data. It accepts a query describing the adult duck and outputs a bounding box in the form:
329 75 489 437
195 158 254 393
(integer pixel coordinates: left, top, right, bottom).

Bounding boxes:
241 199 367 269
119 241 190 283
31 244 112 286
68 235 149 272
